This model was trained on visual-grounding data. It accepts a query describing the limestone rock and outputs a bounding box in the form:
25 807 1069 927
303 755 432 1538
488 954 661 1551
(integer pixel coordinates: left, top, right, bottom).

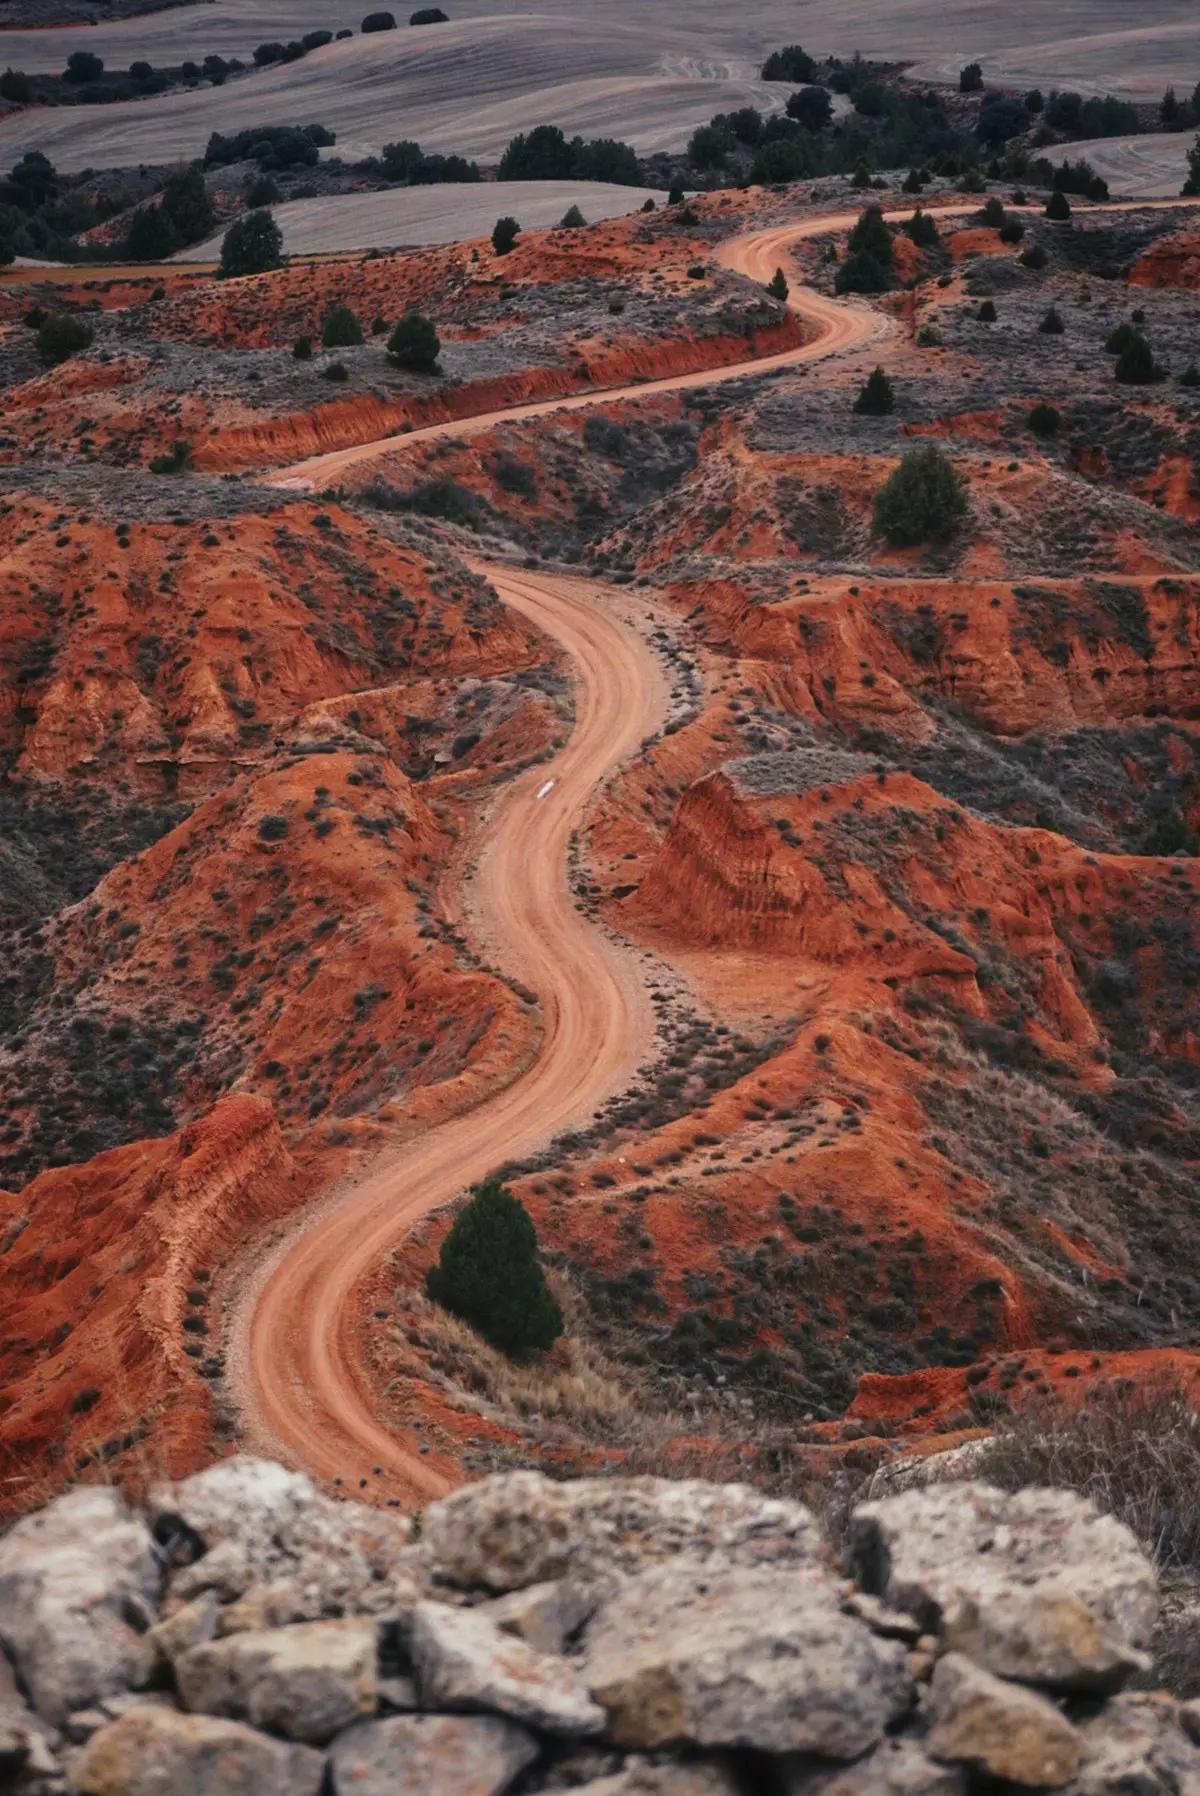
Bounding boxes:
67 1705 324 1796
841 1592 923 1643
135 1591 220 1684
865 1443 994 1501
176 1618 378 1744
584 1561 911 1756
169 1542 253 1607
155 1458 419 1624
576 1762 744 1796
780 1737 967 1796
848 1483 1157 1692
926 1651 1081 1788
479 1580 598 1656
413 1600 605 1737
1062 1692 1200 1796
421 1471 818 1593
0 1487 160 1725
328 1712 538 1796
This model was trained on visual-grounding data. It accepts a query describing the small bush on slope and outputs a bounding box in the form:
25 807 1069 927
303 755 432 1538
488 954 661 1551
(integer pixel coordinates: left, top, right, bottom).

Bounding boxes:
873 443 968 546
427 1177 563 1355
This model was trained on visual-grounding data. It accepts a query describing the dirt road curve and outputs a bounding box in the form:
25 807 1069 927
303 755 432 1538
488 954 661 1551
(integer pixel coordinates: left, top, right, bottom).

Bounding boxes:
235 566 665 1502
266 211 900 495
238 201 1189 1499
239 216 876 1501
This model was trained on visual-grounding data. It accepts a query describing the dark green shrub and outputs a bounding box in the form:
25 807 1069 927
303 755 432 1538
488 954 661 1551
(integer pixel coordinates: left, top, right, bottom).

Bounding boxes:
847 205 893 266
834 251 891 294
854 366 895 415
768 267 789 300
979 195 1005 227
293 336 313 360
410 7 448 21
560 204 586 228
998 217 1025 243
1179 364 1200 388
323 361 349 382
688 122 733 170
149 439 192 474
66 50 104 83
1045 188 1071 220
762 45 816 83
960 62 983 93
387 312 440 372
786 86 832 132
245 173 280 208
36 312 93 365
219 210 283 278
258 814 289 841
1142 810 1198 855
1105 321 1137 354
492 215 520 255
905 207 940 248
1039 305 1064 334
1020 242 1048 269
426 1177 563 1354
361 10 397 29
977 299 997 322
873 443 968 546
668 184 685 206
1114 329 1163 384
1028 402 1060 436
322 303 362 348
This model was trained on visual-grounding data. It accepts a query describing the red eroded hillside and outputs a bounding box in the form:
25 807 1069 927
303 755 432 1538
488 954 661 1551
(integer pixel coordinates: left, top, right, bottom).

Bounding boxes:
0 1096 300 1499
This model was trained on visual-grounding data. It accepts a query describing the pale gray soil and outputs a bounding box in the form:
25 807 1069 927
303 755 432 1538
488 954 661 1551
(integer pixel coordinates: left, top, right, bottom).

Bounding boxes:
1063 132 1192 200
1 3 1197 175
178 181 662 258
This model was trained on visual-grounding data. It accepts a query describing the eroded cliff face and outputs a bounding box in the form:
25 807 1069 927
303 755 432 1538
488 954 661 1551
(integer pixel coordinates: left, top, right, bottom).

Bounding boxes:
0 1097 300 1500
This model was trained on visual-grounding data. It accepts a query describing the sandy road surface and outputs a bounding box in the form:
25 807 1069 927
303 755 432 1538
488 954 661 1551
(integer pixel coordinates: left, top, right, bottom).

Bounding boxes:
238 198 1197 1497
236 213 888 1499
234 565 666 1502
267 210 898 495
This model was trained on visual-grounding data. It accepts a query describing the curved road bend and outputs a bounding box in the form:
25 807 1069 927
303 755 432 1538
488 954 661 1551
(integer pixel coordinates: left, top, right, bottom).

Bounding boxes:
234 212 965 1500
235 566 666 1502
240 199 1192 1498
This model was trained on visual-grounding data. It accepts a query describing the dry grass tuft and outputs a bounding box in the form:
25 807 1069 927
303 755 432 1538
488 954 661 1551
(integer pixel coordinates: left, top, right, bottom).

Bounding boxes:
976 1376 1200 1575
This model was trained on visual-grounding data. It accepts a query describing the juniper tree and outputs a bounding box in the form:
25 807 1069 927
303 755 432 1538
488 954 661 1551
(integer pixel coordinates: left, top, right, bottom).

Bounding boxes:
426 1177 563 1355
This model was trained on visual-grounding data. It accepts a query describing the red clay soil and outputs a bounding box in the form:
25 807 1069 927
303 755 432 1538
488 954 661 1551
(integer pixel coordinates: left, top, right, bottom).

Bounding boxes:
1130 232 1200 289
0 494 545 793
0 1095 305 1513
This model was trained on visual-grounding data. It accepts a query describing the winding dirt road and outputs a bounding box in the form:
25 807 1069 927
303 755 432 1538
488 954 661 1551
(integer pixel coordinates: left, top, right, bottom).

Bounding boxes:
234 567 665 1502
232 210 971 1500
238 199 1187 1499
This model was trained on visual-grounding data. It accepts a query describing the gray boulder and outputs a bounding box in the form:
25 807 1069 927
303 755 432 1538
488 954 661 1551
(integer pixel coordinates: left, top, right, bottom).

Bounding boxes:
479 1580 598 1656
155 1458 419 1628
584 1561 911 1755
848 1483 1157 1692
926 1651 1081 1787
328 1712 538 1796
175 1618 378 1743
575 1763 745 1796
0 1487 160 1725
1061 1692 1200 1796
66 1704 324 1796
412 1600 605 1737
420 1472 819 1593
779 1737 967 1795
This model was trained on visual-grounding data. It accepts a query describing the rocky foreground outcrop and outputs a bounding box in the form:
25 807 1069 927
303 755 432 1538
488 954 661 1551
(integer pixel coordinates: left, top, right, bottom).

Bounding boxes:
0 1458 1196 1795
